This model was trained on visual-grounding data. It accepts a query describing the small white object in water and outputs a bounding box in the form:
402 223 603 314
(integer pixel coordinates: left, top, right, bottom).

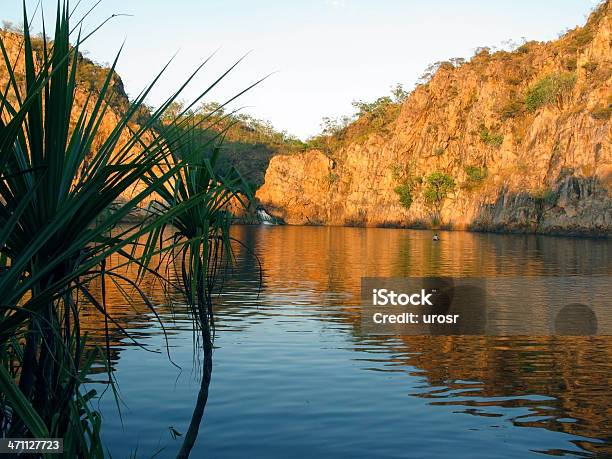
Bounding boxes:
432 234 440 241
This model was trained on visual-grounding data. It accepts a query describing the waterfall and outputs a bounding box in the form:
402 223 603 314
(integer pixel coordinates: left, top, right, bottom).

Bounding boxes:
257 208 277 225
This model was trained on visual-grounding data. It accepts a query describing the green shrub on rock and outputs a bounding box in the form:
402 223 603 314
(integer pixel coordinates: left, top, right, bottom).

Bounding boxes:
524 72 576 112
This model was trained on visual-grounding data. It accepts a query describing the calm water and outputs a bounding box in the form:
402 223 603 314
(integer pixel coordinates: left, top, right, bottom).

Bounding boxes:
82 226 612 458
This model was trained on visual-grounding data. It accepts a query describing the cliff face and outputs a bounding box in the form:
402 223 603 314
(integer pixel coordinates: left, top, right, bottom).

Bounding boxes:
257 2 612 236
0 29 301 214
0 30 172 214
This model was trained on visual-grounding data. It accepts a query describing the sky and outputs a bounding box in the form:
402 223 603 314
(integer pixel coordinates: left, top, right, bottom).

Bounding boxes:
1 0 601 139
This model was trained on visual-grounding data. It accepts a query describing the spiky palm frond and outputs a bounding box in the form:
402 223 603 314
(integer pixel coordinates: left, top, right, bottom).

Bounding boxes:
0 2 253 456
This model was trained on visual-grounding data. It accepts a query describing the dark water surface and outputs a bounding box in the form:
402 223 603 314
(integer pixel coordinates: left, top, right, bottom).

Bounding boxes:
83 226 612 458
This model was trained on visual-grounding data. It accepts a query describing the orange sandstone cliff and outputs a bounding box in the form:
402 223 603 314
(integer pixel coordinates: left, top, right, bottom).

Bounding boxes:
257 2 612 236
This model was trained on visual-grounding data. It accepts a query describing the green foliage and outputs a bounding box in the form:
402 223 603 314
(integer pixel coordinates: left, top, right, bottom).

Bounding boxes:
160 100 186 122
0 2 250 455
394 182 413 209
464 165 488 181
474 47 491 57
517 43 530 54
320 115 352 136
0 3 174 449
391 161 421 210
161 101 306 188
308 83 409 151
76 56 117 91
390 161 420 181
352 96 393 118
479 124 504 147
423 172 455 209
418 59 463 85
145 125 251 458
346 83 409 120
462 165 487 191
524 72 576 112
391 83 409 103
570 28 593 48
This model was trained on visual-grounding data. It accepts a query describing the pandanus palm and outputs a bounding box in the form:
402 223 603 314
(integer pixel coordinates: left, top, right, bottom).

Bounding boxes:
0 2 253 456
142 117 253 458
0 7 183 453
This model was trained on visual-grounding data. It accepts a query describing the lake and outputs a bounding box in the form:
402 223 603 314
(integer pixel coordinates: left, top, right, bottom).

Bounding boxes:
82 226 612 458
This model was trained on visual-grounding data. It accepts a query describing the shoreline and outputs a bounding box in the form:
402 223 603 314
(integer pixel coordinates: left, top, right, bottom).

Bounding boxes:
231 221 610 239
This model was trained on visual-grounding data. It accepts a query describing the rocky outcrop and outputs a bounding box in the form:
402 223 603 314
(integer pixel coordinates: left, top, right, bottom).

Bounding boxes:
257 2 612 236
0 30 167 216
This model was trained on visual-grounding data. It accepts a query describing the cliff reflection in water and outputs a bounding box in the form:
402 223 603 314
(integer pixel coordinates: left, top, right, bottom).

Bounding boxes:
82 226 611 457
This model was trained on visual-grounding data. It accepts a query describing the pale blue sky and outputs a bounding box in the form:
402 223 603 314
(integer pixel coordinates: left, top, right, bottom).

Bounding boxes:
2 0 600 139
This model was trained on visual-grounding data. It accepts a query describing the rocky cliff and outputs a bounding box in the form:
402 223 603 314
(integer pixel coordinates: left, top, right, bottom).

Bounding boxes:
257 2 612 236
0 30 163 216
0 30 273 219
